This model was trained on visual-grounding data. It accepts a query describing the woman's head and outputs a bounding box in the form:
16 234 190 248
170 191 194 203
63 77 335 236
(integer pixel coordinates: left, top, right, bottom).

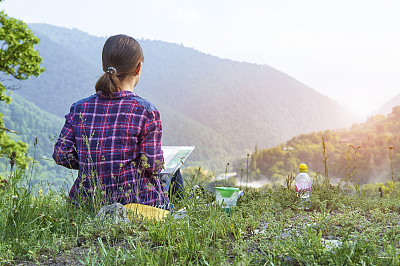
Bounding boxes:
95 34 144 95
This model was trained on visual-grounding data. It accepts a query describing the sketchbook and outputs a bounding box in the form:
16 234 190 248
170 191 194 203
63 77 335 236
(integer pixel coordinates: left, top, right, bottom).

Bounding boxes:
160 145 195 175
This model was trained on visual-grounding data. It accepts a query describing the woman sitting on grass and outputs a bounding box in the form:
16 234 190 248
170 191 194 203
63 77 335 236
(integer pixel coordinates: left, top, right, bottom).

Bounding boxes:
53 34 174 208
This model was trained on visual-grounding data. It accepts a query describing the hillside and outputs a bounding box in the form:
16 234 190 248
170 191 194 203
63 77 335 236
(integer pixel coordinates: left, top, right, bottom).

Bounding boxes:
0 93 72 187
11 23 357 171
248 106 400 185
374 92 400 116
0 93 63 154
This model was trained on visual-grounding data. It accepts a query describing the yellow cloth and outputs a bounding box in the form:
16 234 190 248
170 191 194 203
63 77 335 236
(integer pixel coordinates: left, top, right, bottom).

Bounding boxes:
124 203 170 221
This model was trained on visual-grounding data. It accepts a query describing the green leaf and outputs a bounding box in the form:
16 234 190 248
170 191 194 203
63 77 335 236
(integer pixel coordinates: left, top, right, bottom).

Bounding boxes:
0 10 45 168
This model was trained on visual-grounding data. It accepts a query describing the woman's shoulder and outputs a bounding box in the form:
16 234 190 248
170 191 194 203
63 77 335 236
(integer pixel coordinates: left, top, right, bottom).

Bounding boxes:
128 94 158 113
67 94 97 114
72 94 97 108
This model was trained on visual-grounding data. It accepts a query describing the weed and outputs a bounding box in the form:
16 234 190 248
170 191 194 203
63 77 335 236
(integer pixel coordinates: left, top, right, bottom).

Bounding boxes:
2 144 400 265
322 137 329 186
389 146 395 191
285 170 296 191
246 154 249 190
224 162 229 187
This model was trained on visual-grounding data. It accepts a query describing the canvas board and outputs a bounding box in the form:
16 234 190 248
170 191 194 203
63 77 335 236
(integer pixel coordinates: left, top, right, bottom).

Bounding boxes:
161 146 195 175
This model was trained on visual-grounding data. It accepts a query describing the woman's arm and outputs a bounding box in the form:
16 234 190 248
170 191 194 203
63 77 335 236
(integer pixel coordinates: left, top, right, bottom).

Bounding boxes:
53 107 79 170
140 109 164 175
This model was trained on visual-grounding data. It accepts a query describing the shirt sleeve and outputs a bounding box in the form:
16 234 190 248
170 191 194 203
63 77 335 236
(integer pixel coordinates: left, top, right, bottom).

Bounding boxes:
52 105 79 170
140 109 164 175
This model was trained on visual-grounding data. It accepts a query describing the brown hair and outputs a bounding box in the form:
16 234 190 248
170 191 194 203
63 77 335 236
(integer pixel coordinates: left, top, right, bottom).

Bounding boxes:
95 34 144 95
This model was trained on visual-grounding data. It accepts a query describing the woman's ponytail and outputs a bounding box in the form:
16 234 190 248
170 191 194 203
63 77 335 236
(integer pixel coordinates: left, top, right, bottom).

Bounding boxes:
95 68 122 95
95 35 144 96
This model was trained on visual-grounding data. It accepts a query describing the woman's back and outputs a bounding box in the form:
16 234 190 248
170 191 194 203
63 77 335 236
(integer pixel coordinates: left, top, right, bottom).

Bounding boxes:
53 35 169 207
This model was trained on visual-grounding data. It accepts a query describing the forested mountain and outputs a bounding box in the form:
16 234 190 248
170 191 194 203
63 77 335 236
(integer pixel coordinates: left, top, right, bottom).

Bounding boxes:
9 23 357 171
1 93 63 155
0 93 73 187
248 106 400 185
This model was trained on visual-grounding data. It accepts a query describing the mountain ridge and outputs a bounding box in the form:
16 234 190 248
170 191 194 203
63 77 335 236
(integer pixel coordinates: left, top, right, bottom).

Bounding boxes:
9 23 358 170
373 93 400 116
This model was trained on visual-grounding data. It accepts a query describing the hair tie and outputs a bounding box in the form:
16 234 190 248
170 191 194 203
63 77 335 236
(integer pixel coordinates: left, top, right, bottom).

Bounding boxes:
106 66 117 74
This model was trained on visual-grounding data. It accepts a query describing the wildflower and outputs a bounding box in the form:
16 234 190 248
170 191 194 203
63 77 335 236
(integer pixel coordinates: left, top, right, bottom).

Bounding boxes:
9 151 17 170
12 195 18 200
0 177 7 189
378 187 383 197
140 154 150 169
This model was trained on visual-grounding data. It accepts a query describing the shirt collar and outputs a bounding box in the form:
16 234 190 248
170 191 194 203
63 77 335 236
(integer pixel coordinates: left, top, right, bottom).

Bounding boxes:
96 90 138 99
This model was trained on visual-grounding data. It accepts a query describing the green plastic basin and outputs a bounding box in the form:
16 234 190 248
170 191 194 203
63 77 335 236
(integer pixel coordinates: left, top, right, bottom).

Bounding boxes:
215 187 239 198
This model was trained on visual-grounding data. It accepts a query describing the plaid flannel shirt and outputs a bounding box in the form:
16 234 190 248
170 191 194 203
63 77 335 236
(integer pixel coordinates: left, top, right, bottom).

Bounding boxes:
53 90 169 206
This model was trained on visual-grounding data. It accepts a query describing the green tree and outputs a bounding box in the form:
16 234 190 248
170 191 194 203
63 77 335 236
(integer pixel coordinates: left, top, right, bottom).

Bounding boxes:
0 6 45 168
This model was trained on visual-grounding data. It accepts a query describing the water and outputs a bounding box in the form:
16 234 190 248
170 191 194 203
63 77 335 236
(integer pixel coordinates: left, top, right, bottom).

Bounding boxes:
296 172 312 210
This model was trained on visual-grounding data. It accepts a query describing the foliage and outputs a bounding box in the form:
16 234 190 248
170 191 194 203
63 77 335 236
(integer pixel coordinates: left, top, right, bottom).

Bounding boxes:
2 159 400 265
0 93 69 186
0 10 44 168
0 112 29 169
250 107 400 185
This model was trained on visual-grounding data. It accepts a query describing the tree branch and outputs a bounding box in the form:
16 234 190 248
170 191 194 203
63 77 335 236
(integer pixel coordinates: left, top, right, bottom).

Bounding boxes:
0 126 21 134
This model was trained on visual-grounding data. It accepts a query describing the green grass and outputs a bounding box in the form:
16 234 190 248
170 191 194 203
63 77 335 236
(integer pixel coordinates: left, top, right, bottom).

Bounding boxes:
1 163 400 265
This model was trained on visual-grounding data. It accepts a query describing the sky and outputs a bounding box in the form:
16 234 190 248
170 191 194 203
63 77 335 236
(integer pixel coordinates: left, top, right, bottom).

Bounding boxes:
1 0 400 117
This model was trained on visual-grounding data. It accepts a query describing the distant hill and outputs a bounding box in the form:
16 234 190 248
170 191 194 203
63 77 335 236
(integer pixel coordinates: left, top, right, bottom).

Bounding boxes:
0 93 72 187
10 23 357 171
374 93 400 116
248 106 400 185
0 93 63 154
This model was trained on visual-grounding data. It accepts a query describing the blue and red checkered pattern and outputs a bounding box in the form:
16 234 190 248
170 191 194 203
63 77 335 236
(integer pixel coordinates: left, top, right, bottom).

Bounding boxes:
53 90 169 206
